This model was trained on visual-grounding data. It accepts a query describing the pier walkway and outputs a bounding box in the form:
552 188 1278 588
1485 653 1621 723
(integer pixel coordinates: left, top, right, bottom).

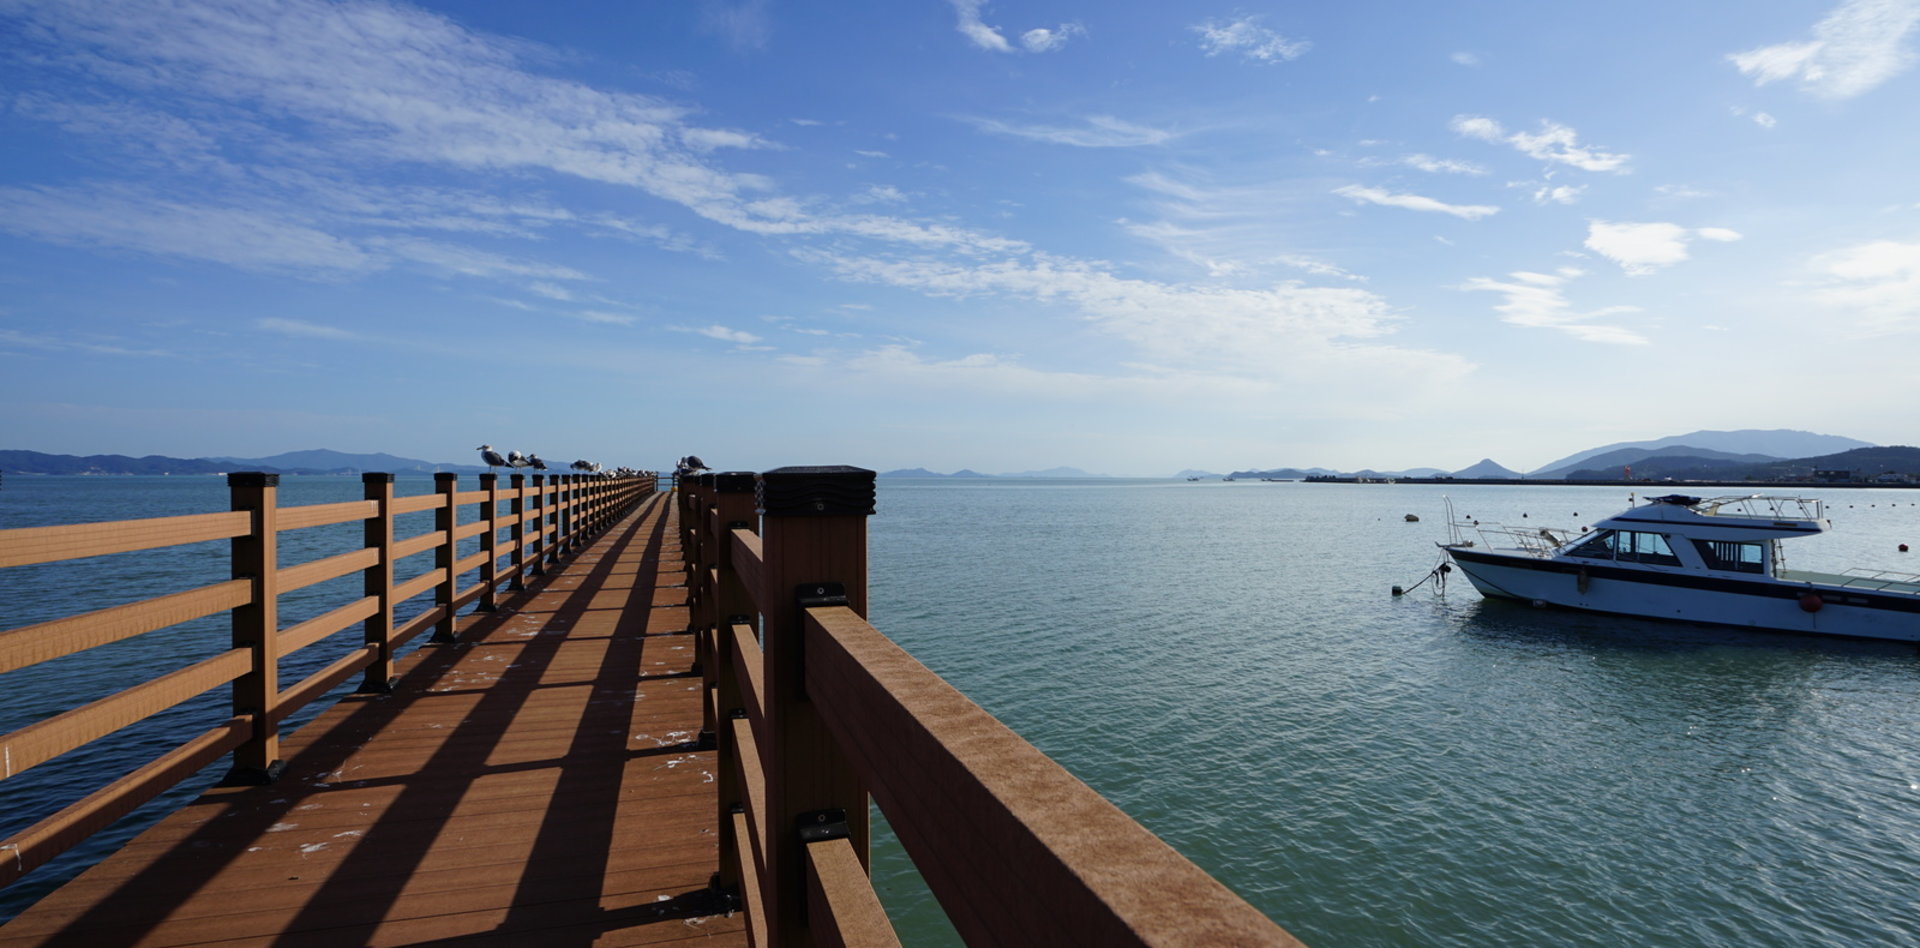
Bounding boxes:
0 493 745 946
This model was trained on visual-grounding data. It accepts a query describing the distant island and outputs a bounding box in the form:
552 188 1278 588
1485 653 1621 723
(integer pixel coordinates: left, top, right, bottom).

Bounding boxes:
880 466 1111 479
0 448 487 476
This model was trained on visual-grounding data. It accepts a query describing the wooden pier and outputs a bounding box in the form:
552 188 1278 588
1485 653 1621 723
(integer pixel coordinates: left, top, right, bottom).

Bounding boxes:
1 467 1301 946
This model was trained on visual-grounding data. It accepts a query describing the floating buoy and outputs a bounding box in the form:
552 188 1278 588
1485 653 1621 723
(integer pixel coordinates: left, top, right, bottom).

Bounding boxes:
1798 592 1824 613
1391 585 1405 596
1404 513 1420 522
1901 544 1910 553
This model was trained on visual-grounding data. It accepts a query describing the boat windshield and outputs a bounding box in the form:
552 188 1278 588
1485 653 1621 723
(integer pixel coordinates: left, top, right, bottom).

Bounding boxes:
1566 529 1682 566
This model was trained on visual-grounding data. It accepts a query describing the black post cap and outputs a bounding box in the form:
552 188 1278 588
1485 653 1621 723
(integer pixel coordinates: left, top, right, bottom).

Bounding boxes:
434 472 458 484
758 466 876 517
362 472 396 484
228 472 279 488
714 471 756 493
478 473 498 484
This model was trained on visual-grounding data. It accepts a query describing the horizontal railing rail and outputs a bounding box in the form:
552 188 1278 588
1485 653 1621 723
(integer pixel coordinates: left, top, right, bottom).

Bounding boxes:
685 467 1299 946
0 469 658 890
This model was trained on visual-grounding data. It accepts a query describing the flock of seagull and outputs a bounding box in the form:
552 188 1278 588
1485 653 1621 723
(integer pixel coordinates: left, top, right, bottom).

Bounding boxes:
474 444 646 479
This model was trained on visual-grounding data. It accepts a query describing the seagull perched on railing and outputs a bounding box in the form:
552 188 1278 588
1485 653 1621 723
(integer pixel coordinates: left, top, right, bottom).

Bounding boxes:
477 444 509 472
528 454 548 471
675 455 709 478
506 451 531 469
570 459 600 473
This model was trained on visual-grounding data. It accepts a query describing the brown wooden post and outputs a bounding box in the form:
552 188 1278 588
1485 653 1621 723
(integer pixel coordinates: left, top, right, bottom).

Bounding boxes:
530 474 547 575
431 472 459 644
479 472 500 611
508 473 527 591
361 473 397 692
710 471 759 894
224 472 282 784
757 465 875 943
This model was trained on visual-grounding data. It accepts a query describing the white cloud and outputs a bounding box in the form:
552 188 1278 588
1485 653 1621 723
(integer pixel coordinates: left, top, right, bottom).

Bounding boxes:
1451 52 1481 66
793 248 1475 396
577 310 637 325
257 317 360 340
698 0 772 52
691 324 764 344
1808 240 1920 331
1459 268 1649 345
3 0 1022 271
1584 221 1692 274
1333 185 1499 220
1363 153 1487 175
1583 221 1741 274
1020 24 1086 53
1449 115 1631 173
1278 255 1365 281
1533 185 1586 205
1729 0 1920 99
1192 16 1311 63
963 114 1174 148
1754 111 1779 128
0 184 377 274
948 1 1081 54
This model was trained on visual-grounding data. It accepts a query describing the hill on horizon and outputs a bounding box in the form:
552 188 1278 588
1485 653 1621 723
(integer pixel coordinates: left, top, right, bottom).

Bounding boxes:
1530 429 1873 476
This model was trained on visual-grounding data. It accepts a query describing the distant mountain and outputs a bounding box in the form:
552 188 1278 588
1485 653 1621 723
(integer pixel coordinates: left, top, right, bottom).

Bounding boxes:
1530 429 1873 476
1549 446 1778 480
1227 466 1339 479
878 468 991 478
1 448 481 476
1565 445 1920 483
996 467 1109 478
1174 469 1221 479
1450 458 1520 479
209 449 484 475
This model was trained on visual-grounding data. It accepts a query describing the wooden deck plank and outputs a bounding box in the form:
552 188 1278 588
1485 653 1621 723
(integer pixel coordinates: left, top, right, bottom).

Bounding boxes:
0 495 746 947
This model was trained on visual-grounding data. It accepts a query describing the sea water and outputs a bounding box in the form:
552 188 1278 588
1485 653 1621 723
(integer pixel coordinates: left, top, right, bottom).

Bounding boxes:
6 476 1920 945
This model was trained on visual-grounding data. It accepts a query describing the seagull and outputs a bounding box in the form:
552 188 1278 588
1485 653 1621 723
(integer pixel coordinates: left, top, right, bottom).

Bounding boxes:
570 459 599 473
477 444 509 472
506 451 532 469
528 454 548 471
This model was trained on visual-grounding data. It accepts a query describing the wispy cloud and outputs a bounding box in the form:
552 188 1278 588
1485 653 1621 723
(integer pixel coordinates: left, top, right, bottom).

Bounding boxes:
963 114 1175 148
688 324 765 345
949 1 1082 54
1451 51 1481 66
0 184 377 274
1808 239 1920 331
1450 115 1631 173
1333 185 1499 220
1584 221 1741 275
1459 268 1649 345
698 0 772 52
792 248 1474 397
1729 0 1920 99
257 317 361 340
1192 16 1310 63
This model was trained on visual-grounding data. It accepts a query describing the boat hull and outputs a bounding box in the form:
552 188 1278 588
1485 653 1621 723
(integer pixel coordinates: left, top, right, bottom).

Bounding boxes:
1445 546 1920 642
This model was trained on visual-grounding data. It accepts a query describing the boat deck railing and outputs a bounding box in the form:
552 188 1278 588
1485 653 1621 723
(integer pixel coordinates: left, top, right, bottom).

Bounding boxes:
1449 521 1579 557
1782 567 1920 595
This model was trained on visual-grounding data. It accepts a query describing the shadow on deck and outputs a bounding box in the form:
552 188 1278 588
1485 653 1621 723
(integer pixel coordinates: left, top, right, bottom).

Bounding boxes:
0 495 744 947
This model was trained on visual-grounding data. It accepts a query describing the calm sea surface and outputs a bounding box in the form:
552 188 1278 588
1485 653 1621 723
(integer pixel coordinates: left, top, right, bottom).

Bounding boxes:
6 475 1920 945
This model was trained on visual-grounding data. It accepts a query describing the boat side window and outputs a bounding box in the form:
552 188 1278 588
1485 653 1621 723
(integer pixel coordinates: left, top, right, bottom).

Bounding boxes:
1567 530 1617 559
1692 539 1765 573
1618 531 1682 566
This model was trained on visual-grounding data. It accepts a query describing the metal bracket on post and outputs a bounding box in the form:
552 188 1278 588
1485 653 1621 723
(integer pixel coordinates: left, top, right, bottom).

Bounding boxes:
796 808 849 844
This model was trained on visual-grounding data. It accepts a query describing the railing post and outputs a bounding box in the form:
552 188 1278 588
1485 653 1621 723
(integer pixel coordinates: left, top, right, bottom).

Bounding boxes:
757 465 876 943
432 472 459 644
479 472 500 611
710 471 759 895
530 474 547 575
361 473 397 692
508 473 527 590
224 472 283 785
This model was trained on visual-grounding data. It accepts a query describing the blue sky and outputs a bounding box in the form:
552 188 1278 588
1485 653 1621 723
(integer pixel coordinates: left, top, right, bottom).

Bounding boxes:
3 0 1917 476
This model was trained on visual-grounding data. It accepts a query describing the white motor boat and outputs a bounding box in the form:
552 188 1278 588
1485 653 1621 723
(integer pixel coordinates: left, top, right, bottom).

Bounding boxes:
1441 494 1920 641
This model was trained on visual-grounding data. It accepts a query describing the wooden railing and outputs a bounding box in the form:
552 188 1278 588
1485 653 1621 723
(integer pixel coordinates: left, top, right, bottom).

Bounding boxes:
682 467 1301 947
0 470 657 889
